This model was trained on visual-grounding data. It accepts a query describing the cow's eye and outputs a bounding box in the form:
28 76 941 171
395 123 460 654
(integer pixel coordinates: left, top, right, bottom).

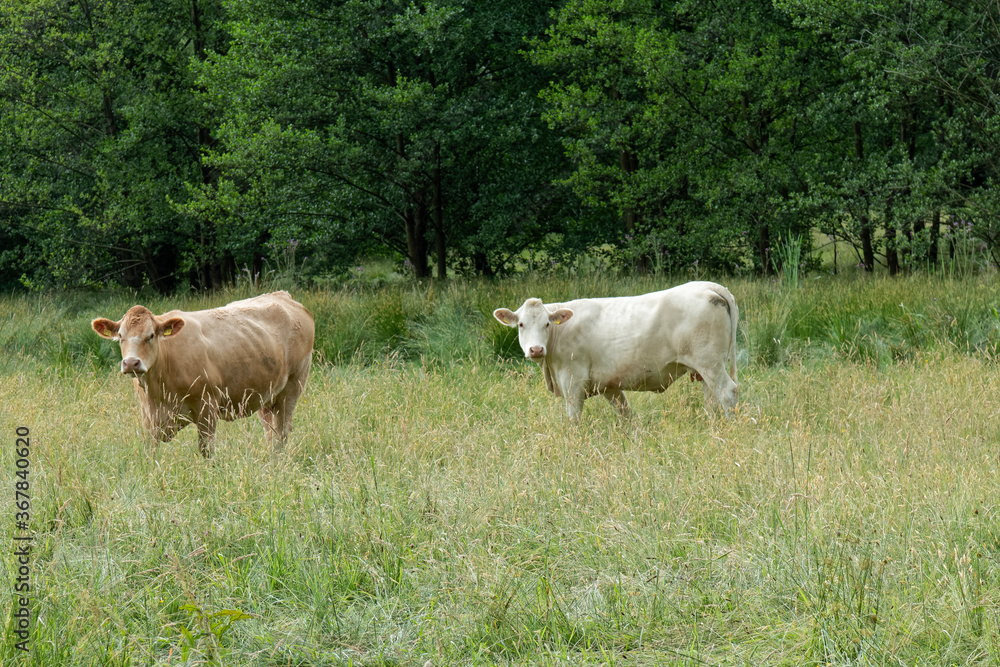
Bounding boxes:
519 323 523 328
147 333 155 341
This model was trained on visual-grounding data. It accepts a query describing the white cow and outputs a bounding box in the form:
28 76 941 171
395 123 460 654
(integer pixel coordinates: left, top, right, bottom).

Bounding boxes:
493 281 738 421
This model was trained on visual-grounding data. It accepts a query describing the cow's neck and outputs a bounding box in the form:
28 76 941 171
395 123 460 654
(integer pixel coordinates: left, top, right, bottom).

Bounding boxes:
136 366 173 404
137 353 201 407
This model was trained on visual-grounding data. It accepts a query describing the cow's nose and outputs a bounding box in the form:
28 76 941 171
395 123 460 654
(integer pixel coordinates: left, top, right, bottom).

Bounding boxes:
528 346 545 358
121 357 144 374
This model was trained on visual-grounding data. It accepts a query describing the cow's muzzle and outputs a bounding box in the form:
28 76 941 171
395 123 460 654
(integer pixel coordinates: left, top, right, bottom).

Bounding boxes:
121 357 147 375
527 346 546 359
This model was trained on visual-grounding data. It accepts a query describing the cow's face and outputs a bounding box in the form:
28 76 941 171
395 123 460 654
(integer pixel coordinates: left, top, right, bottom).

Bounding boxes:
494 298 573 361
92 306 185 376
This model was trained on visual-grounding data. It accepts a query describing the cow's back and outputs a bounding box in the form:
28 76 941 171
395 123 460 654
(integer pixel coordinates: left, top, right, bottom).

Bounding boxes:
546 282 735 391
155 291 314 400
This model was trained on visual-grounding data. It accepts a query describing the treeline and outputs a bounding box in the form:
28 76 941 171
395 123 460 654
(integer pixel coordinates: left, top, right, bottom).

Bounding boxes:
1 0 999 292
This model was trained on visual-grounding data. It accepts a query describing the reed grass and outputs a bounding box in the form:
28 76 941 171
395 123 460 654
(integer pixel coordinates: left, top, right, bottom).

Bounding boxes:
3 271 999 372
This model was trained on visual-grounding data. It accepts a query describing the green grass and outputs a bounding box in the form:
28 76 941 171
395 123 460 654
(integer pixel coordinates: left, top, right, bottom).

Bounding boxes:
2 272 1000 664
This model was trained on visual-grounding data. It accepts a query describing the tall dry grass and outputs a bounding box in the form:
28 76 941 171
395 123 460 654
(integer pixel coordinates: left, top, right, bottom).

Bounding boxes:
1 272 999 665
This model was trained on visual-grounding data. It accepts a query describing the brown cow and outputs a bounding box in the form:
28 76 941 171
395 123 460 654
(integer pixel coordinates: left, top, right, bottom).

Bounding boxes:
92 291 314 457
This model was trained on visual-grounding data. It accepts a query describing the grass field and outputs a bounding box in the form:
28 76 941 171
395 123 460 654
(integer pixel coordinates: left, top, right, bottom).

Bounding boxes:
3 271 1000 665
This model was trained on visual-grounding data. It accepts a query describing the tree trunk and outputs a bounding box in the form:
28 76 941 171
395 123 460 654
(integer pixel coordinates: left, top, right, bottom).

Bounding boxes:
147 245 179 294
885 226 899 275
758 223 772 275
885 193 899 275
620 148 647 272
854 122 874 273
620 149 638 235
929 210 941 268
396 132 429 278
860 218 874 272
474 251 493 277
910 215 924 270
405 199 430 279
192 0 223 291
433 142 446 280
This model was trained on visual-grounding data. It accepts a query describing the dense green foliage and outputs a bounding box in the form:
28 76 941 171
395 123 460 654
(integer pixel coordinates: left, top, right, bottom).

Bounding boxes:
0 0 228 291
4 0 1000 289
3 270 1000 375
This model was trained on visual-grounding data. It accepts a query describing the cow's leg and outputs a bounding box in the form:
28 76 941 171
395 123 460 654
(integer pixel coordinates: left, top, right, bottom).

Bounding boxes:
261 394 299 450
263 356 310 449
565 390 586 422
138 400 186 460
150 420 183 454
555 367 588 422
138 387 178 441
701 380 718 410
699 365 738 414
137 419 163 458
195 410 218 458
277 394 301 446
258 407 279 443
602 388 632 420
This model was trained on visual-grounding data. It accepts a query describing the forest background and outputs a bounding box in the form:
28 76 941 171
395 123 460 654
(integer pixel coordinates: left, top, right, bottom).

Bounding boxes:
3 0 1000 291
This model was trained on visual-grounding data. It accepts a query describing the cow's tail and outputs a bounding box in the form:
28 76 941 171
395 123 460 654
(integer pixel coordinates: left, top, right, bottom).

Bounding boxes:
729 293 739 382
714 284 738 382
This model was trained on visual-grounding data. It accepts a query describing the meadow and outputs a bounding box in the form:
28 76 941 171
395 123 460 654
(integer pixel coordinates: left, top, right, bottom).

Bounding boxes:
3 270 1000 665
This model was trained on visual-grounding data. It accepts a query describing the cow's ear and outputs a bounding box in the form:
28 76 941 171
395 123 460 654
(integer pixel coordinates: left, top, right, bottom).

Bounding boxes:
92 318 120 340
549 308 573 325
157 317 185 338
493 308 518 327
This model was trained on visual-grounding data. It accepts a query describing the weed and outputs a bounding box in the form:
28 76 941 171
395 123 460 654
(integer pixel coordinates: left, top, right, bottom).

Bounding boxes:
169 603 255 663
771 231 803 289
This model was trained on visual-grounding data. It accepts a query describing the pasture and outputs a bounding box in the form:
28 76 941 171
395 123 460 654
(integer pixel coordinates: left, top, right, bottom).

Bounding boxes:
3 272 1000 665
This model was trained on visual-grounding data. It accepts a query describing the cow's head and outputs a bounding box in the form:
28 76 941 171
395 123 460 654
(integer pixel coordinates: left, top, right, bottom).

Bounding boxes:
92 306 185 376
493 298 573 361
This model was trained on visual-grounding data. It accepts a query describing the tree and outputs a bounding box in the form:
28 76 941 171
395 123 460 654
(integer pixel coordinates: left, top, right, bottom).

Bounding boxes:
0 0 231 291
777 0 979 272
198 0 569 280
530 0 839 274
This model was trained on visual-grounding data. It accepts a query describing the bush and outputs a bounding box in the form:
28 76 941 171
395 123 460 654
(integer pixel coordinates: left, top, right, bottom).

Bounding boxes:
6 272 1000 372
